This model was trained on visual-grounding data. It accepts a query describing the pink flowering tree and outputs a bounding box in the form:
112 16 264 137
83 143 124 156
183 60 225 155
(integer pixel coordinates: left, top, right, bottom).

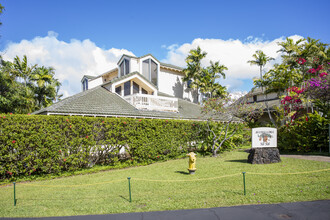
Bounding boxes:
280 86 305 121
304 63 330 118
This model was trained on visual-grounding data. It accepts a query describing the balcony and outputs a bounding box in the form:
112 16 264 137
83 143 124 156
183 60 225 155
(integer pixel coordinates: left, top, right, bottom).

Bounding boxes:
124 94 178 112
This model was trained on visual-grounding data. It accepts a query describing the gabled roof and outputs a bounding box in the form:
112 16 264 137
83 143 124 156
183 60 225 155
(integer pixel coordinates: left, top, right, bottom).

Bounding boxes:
33 86 205 120
81 75 96 82
117 53 183 71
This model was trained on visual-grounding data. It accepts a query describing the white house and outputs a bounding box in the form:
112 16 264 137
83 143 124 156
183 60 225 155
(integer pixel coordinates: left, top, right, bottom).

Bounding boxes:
34 54 217 120
80 54 199 113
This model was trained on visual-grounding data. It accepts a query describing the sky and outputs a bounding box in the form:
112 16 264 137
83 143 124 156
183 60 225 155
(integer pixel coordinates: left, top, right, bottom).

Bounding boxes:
0 0 329 98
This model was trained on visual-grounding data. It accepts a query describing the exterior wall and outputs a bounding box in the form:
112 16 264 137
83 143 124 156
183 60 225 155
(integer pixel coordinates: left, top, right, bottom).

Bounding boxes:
130 57 139 73
158 68 183 97
89 77 103 89
158 67 197 103
257 92 277 101
247 92 279 103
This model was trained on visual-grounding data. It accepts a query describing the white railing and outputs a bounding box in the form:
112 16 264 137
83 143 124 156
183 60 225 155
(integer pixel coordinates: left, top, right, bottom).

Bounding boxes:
124 94 178 112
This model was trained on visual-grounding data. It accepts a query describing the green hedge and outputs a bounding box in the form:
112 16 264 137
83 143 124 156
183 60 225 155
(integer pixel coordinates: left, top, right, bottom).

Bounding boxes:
0 114 246 180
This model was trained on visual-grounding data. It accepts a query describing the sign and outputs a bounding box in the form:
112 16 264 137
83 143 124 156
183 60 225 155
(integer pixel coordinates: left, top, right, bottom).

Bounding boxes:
252 127 277 148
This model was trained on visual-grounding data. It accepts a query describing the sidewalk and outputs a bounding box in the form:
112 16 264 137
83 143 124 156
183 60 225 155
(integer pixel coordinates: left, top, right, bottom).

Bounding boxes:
4 200 329 220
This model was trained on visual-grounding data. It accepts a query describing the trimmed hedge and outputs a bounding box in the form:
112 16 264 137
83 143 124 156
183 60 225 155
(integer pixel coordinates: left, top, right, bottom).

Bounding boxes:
0 114 245 180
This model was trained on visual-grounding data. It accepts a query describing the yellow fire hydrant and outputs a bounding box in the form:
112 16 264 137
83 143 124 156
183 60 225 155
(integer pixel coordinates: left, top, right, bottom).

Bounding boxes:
187 152 197 174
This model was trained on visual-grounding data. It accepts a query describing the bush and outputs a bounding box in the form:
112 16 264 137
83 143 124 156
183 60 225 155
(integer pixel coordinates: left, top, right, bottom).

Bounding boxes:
278 112 329 152
0 114 248 180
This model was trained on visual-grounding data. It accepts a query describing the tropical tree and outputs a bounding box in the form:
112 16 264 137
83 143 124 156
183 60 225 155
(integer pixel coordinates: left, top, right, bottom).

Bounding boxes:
277 37 304 68
248 50 274 81
183 46 227 102
31 66 62 108
248 50 276 126
254 37 329 125
0 55 62 113
12 55 37 87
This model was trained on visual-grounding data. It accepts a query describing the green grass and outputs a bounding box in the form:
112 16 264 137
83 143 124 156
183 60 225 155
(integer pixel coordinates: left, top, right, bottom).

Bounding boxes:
0 150 329 217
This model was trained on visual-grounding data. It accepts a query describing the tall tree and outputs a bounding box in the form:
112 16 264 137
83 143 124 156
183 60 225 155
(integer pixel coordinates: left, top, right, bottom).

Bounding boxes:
12 55 37 87
183 46 227 102
248 50 274 81
0 55 62 113
31 66 62 108
247 50 276 126
277 37 304 69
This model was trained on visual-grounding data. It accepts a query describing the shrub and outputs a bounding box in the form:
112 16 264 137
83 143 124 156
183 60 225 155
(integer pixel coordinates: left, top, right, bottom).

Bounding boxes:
278 112 329 152
0 114 247 180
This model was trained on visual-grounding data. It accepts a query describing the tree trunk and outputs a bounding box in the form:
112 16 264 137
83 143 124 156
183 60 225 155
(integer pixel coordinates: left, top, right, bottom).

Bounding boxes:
260 66 277 127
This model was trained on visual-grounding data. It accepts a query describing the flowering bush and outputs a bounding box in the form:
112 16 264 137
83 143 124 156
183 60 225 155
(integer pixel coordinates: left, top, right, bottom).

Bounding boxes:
296 58 306 65
278 112 329 152
280 86 305 120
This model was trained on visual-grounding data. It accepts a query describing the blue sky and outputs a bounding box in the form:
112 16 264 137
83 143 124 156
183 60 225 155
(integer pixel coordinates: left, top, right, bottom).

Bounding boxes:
1 0 329 98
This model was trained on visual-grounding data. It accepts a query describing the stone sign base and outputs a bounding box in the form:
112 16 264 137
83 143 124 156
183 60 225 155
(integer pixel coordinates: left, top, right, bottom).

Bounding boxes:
248 148 281 164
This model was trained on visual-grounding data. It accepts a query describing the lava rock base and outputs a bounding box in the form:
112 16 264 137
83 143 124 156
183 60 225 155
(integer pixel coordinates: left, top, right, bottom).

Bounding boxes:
248 148 281 164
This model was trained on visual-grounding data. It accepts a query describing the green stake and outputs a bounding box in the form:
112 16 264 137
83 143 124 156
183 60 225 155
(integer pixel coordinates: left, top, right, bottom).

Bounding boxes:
242 172 246 196
127 177 132 202
13 182 16 206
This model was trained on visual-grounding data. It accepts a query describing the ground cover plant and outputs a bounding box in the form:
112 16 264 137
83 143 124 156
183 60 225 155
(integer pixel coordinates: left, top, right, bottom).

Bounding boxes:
0 150 329 218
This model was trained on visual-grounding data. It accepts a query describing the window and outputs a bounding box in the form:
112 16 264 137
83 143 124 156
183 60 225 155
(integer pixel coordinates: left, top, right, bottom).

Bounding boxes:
124 81 131 96
82 78 88 91
142 88 148 94
133 81 139 94
119 58 130 76
253 95 257 102
115 86 121 95
150 59 157 85
142 58 158 86
187 80 192 88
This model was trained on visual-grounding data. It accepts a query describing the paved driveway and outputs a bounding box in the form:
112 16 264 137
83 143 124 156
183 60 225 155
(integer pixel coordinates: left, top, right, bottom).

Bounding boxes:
2 200 329 220
281 155 330 162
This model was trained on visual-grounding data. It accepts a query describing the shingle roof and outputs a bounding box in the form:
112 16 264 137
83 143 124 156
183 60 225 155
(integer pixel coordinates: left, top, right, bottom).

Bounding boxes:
117 54 184 71
160 62 184 71
33 86 197 119
33 86 238 121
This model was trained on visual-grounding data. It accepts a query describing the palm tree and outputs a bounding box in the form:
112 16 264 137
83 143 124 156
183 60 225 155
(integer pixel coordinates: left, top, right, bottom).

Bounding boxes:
248 50 274 82
12 55 37 88
206 61 227 98
248 50 276 126
183 46 207 103
31 66 62 108
277 37 304 68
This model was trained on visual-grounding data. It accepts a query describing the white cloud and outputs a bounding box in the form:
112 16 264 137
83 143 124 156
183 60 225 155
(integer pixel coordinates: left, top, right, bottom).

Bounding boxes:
162 35 304 92
1 32 305 98
1 31 134 98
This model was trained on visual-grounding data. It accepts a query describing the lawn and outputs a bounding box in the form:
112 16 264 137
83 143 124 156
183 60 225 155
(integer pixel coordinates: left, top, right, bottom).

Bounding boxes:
0 150 329 217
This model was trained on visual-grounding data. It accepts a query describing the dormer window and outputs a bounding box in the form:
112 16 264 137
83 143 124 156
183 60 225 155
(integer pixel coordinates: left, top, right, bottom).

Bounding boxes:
119 58 130 76
82 78 88 91
142 58 158 86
